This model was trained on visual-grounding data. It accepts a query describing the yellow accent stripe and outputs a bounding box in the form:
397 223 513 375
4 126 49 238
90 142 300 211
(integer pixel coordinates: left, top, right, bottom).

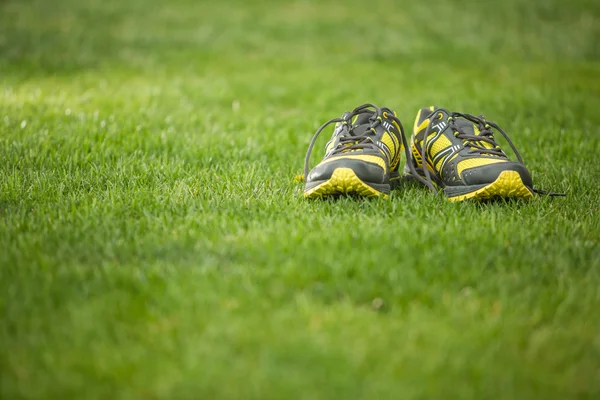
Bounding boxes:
429 135 452 158
413 117 430 137
381 132 397 168
381 132 396 154
413 109 432 136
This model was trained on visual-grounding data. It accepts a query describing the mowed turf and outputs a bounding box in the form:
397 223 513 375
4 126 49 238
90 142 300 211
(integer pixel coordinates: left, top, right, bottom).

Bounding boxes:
1 0 600 398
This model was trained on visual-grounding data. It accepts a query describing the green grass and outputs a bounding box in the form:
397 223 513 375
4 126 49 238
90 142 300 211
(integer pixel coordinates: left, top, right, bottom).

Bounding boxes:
1 0 600 398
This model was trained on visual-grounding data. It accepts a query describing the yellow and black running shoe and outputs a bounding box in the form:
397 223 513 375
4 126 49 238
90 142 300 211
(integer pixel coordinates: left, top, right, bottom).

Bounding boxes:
404 106 564 201
303 103 429 199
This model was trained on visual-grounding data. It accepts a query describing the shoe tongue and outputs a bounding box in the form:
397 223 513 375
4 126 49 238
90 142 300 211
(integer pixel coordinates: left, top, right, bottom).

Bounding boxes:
351 111 375 136
454 118 477 135
353 112 373 126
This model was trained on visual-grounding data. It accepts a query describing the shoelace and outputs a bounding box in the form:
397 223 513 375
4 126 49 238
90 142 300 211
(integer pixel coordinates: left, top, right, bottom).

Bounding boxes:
304 104 435 192
451 111 523 161
414 109 564 196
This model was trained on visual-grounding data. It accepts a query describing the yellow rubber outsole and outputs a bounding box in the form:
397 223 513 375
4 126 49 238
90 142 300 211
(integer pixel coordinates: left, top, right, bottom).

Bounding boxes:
448 170 534 202
304 168 387 199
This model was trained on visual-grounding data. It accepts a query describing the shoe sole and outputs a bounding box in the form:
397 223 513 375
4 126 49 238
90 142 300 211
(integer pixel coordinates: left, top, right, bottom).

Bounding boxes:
447 170 534 202
304 168 389 199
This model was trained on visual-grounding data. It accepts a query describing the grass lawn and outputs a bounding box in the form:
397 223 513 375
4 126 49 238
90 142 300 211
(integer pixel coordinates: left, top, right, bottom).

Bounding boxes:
1 0 600 398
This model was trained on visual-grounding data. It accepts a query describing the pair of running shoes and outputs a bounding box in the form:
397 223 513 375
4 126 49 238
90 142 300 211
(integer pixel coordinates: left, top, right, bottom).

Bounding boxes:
303 104 562 201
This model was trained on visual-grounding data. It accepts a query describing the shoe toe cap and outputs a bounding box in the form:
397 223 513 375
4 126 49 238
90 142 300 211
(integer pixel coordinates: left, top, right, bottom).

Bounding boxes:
307 159 386 184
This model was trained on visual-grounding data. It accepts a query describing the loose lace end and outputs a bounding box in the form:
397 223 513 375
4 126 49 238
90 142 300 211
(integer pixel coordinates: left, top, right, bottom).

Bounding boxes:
533 188 566 197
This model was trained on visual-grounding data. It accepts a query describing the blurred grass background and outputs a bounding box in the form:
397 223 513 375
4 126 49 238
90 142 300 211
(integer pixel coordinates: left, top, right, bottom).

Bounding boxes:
1 0 599 399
